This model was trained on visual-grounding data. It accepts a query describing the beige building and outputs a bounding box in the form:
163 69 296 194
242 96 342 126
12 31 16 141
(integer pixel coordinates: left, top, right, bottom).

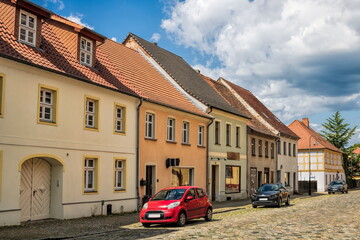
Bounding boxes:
0 1 140 225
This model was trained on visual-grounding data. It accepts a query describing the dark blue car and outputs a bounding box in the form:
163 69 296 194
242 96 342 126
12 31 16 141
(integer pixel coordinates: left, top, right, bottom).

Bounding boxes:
251 183 290 208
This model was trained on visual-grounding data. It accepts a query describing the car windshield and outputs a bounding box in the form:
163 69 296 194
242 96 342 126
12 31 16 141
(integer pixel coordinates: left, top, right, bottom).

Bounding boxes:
151 189 186 201
258 184 278 192
330 181 343 185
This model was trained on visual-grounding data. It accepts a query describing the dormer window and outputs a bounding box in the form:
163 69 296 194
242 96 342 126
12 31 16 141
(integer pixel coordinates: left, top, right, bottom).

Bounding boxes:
19 10 37 46
80 37 93 66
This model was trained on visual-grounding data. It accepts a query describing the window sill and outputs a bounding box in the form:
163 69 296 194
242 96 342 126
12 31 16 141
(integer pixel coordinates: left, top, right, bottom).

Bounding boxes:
38 120 57 126
83 191 98 195
181 143 191 146
236 146 241 149
259 155 263 157
145 137 157 141
114 189 126 192
84 127 99 132
197 145 206 148
114 131 126 136
252 154 256 156
215 143 221 146
265 156 269 158
226 144 232 147
166 140 177 144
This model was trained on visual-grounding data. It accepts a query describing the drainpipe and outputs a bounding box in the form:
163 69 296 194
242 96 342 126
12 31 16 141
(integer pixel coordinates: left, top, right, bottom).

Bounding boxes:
206 107 214 194
275 132 281 183
136 98 143 211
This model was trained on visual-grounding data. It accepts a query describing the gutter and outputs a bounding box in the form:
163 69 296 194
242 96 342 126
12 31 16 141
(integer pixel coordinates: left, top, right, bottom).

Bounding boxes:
136 98 143 211
206 107 214 194
276 132 281 183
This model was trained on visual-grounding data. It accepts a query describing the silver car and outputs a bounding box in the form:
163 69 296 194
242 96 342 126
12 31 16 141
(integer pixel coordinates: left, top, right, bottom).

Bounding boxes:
327 180 348 194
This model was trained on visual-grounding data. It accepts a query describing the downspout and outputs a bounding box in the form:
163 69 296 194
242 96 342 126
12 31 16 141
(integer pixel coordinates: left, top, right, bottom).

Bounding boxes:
275 132 281 183
136 98 143 211
206 107 214 194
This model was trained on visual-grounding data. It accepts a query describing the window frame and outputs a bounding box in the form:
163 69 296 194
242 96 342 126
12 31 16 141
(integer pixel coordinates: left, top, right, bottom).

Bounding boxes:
235 126 241 148
83 156 98 194
198 125 205 147
251 138 256 156
0 74 5 117
114 158 126 192
182 121 190 144
265 141 269 158
38 84 58 126
214 121 221 145
225 165 241 193
226 123 231 146
145 112 155 139
167 117 176 142
271 142 275 159
18 10 37 46
79 37 93 66
278 140 281 155
283 141 287 155
293 144 297 157
288 142 291 156
258 140 263 157
114 103 126 135
84 95 100 131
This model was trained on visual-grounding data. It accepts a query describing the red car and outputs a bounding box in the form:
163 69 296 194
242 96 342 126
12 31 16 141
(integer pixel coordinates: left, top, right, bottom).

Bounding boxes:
140 186 213 227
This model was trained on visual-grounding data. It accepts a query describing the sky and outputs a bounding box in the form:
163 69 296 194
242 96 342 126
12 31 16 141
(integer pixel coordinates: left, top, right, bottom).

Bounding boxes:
32 0 360 146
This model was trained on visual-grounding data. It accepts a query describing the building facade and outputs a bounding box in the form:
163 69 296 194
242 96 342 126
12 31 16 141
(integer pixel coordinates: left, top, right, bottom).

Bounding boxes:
288 118 345 192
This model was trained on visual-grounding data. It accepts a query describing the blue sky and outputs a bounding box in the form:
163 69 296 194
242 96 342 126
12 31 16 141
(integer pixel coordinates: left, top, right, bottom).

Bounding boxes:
32 0 360 146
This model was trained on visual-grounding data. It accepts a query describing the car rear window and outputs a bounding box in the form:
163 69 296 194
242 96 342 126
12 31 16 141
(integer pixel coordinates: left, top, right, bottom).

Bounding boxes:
151 189 186 200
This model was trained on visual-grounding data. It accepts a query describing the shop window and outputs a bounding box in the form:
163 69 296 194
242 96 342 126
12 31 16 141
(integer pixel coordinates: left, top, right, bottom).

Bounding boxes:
225 166 241 193
171 168 193 186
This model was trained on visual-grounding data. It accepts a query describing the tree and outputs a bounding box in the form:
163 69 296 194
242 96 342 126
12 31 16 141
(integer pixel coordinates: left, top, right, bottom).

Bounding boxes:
320 111 357 151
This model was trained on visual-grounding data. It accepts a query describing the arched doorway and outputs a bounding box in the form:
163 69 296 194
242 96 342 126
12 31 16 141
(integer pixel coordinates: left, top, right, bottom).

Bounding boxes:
19 155 64 222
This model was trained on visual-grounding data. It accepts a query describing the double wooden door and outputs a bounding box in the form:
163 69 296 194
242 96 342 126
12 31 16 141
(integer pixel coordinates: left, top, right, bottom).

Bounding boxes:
20 158 51 221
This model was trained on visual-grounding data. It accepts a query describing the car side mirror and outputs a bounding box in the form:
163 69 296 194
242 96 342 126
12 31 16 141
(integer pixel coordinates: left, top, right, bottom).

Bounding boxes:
186 196 194 201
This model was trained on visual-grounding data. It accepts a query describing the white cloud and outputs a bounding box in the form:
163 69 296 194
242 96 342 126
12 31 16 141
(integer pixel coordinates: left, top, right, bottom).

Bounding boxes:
111 37 117 42
66 13 94 30
150 33 161 42
43 0 65 10
162 0 360 122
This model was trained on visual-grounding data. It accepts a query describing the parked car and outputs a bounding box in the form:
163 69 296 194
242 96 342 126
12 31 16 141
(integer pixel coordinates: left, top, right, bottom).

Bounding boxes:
251 183 290 208
327 180 348 194
140 186 213 227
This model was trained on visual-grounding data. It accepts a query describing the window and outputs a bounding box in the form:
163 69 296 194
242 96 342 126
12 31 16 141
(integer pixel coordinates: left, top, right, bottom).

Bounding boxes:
258 140 263 157
182 121 190 144
235 126 240 148
265 141 269 158
19 10 36 46
198 125 204 146
85 96 99 130
171 168 193 186
114 104 125 134
167 118 175 141
38 85 57 125
226 123 231 146
196 188 205 198
145 113 155 138
271 143 275 158
283 141 287 155
278 140 281 155
293 144 297 157
251 138 256 156
225 166 241 193
284 172 290 186
288 142 291 156
215 121 220 144
80 37 93 66
84 158 97 193
114 159 126 191
0 75 5 117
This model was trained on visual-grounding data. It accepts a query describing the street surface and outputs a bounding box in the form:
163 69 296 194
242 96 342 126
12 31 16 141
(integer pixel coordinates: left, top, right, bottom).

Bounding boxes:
1 190 359 239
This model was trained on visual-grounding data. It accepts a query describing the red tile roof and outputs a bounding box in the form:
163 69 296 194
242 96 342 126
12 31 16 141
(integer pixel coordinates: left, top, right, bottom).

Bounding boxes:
200 74 277 138
288 119 343 153
353 147 360 154
221 78 299 139
0 0 208 118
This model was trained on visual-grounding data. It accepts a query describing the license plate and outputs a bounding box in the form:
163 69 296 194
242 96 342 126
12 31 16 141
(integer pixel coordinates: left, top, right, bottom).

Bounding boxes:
148 213 161 218
259 198 268 201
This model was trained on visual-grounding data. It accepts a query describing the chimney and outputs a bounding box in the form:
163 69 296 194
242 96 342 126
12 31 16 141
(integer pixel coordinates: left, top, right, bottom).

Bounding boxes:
152 42 157 46
194 69 200 73
302 118 309 127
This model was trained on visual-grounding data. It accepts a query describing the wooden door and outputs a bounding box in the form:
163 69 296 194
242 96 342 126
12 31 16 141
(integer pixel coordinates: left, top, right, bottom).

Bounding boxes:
20 158 51 221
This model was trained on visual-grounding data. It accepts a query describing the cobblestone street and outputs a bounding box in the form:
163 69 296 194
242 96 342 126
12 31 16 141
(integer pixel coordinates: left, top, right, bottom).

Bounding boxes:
1 190 359 239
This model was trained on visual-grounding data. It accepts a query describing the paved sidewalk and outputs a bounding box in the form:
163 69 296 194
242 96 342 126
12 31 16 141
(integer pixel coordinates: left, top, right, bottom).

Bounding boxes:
0 191 340 240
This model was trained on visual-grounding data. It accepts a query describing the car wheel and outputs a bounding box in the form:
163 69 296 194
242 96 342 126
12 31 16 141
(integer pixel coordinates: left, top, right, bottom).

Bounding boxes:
204 208 212 221
277 198 282 208
176 211 186 227
328 192 331 194
342 191 344 194
142 223 151 228
285 196 290 206
346 190 348 194
252 204 257 208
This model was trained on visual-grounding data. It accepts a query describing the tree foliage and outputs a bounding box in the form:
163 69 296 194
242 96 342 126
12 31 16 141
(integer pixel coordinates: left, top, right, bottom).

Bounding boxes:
320 111 357 151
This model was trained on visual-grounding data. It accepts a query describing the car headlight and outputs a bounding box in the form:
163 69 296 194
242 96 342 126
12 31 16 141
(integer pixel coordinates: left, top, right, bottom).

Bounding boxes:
168 201 181 209
142 203 148 210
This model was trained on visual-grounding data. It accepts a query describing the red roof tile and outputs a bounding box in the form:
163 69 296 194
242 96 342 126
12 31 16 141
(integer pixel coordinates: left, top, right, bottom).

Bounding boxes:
0 0 208 118
223 79 299 139
352 147 360 154
288 119 343 153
